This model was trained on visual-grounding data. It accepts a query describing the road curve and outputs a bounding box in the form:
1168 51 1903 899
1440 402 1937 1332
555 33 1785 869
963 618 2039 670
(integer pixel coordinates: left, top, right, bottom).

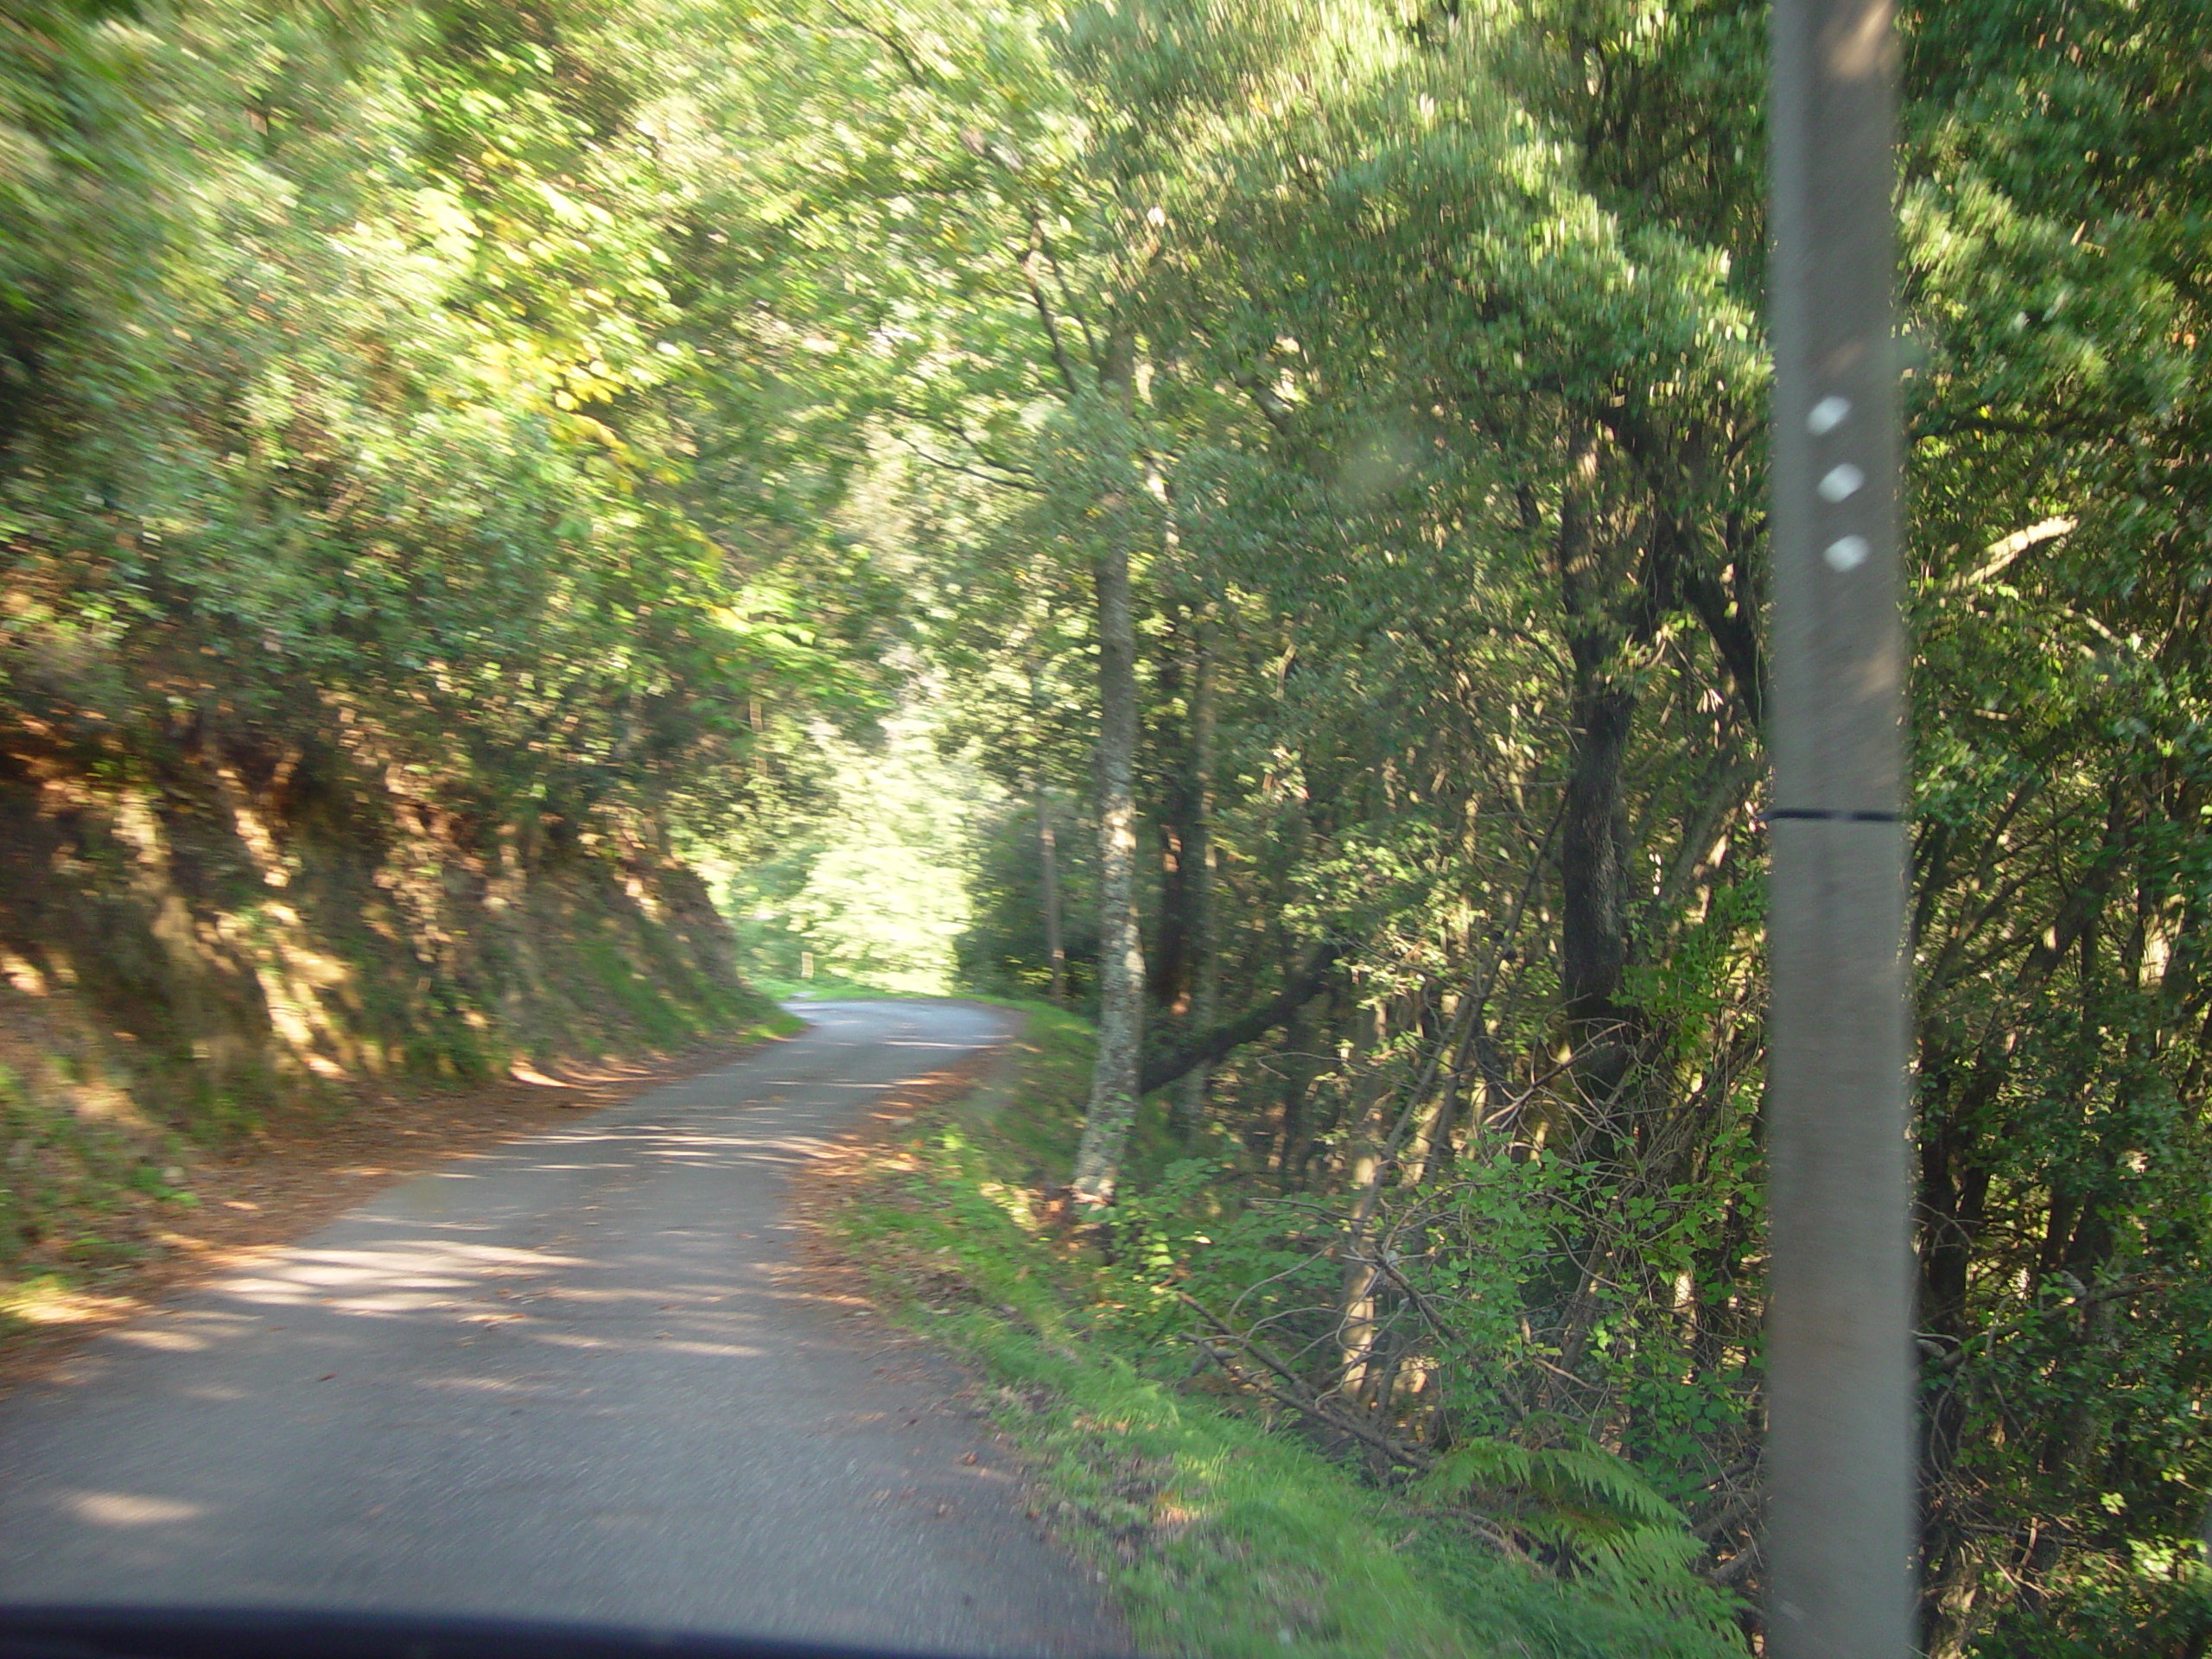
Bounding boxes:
0 1000 1123 1658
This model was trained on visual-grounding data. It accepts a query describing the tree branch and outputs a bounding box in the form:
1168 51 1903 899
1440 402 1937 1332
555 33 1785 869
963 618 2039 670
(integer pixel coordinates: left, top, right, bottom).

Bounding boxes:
823 2 933 91
899 442 1046 494
1032 220 1098 365
1137 939 1344 1095
1232 372 1296 435
1020 227 1084 399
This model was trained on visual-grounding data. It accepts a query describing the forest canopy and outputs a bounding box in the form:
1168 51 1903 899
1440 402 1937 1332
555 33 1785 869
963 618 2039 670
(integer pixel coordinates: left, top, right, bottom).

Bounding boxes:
4 1 2209 1654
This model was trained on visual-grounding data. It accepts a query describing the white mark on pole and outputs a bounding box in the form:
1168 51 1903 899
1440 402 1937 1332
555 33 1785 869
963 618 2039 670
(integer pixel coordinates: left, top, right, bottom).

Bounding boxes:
1818 462 1866 502
1808 394 1853 434
1825 534 1871 571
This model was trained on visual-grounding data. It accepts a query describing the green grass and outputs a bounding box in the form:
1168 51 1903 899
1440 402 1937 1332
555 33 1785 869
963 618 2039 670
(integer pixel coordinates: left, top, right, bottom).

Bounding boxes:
822 1007 1745 1659
0 1063 192 1336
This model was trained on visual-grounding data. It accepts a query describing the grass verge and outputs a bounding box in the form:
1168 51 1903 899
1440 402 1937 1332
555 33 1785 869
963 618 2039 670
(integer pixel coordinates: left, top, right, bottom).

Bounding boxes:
813 1005 1744 1659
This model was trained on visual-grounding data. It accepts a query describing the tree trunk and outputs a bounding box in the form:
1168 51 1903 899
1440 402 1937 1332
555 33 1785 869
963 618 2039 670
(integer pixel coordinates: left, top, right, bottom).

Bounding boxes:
1149 633 1194 1012
1170 617 1217 1138
1071 520 1145 1205
1552 431 1640 1130
1561 680 1635 1020
1272 1007 1319 1186
1036 780 1065 1006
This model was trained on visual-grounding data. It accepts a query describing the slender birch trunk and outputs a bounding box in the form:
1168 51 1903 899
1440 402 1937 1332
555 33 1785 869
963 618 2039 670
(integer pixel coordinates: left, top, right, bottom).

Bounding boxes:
1071 520 1144 1205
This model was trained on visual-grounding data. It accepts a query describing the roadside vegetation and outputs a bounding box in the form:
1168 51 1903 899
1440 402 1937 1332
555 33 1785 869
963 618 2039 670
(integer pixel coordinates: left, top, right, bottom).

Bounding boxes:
0 1 830 1342
724 3 2212 1650
3 0 2208 1653
822 1003 1742 1659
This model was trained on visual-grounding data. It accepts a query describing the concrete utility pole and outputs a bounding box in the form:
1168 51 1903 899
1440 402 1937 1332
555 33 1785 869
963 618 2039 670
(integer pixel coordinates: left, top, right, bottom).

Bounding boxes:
1765 0 1915 1654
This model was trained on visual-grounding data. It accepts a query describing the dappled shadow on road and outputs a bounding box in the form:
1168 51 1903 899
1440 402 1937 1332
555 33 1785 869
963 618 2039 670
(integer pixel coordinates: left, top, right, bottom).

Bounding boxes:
73 1108 885 1384
10 1025 1012 1550
0 1006 1127 1659
0 1031 827 1394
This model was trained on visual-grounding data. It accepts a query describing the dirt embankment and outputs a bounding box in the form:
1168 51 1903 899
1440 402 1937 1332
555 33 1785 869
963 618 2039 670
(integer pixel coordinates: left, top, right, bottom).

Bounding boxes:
0 726 786 1373
0 1031 794 1395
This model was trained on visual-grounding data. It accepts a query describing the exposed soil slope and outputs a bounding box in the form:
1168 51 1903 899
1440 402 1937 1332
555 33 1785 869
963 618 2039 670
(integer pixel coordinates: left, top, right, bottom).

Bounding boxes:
0 733 785 1352
0 1031 789 1393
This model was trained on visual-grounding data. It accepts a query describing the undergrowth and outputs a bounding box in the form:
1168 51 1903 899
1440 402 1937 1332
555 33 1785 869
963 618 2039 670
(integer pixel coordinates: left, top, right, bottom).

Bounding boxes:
0 1061 196 1340
821 1005 1745 1659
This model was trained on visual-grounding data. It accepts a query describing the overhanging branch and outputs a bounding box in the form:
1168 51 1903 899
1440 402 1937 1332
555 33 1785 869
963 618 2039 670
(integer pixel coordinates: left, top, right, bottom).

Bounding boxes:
1137 939 1344 1096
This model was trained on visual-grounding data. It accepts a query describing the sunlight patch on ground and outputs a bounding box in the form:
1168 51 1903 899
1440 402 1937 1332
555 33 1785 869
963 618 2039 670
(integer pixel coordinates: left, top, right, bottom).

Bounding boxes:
61 1491 206 1528
213 1241 588 1312
107 1327 211 1353
0 1276 138 1327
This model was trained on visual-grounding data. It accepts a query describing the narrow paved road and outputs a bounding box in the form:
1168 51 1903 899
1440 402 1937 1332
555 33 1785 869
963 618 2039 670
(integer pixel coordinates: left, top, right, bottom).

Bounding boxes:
0 1001 1122 1658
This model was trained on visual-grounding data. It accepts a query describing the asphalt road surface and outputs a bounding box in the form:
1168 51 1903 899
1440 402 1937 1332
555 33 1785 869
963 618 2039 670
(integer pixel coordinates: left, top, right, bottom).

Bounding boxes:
0 1000 1124 1658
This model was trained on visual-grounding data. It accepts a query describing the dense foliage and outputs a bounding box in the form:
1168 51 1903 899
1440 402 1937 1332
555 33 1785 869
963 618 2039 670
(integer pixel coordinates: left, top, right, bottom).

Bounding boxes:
0 0 893 899
7 0 2209 1653
700 2 2212 1652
